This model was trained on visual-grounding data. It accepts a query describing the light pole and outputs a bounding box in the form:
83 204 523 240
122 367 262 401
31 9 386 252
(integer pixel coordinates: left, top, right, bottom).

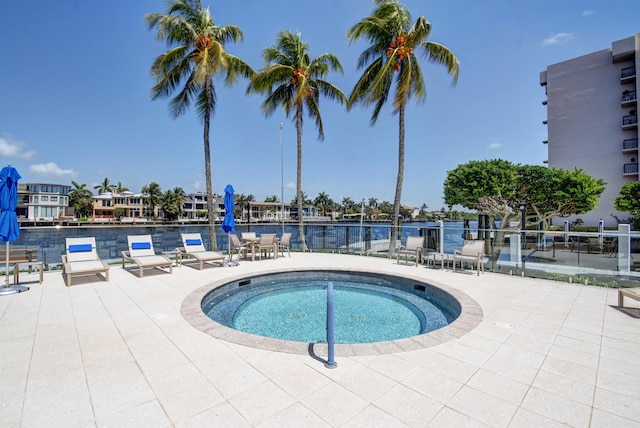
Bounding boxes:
280 123 284 236
519 200 527 274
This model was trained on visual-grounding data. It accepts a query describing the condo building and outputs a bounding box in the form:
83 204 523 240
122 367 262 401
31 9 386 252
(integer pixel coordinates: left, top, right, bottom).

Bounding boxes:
540 33 639 227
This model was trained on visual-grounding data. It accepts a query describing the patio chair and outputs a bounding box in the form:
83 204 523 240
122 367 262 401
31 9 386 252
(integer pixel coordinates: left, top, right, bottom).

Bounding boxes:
121 234 173 278
277 232 292 257
61 237 110 286
452 239 485 276
397 236 424 267
255 234 277 260
229 233 251 262
178 233 226 269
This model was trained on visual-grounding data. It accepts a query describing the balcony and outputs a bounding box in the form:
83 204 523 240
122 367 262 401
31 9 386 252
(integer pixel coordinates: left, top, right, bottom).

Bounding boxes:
621 66 636 84
622 90 637 107
623 163 639 175
623 114 638 129
623 138 639 152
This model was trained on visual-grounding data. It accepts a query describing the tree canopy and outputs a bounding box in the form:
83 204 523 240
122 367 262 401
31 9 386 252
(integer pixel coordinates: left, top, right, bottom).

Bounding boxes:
614 181 640 229
443 159 606 229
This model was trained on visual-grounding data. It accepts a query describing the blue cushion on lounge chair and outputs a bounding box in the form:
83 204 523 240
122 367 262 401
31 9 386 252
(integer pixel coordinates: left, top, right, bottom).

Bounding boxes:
69 244 93 253
131 242 151 250
185 239 202 246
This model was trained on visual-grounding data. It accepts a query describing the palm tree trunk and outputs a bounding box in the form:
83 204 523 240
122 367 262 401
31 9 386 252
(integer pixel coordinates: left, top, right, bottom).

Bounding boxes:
204 79 218 250
390 104 405 255
296 107 307 251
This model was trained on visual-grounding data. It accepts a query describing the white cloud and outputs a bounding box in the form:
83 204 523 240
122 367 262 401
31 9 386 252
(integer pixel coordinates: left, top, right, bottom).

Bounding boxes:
488 142 501 150
29 162 76 178
0 135 36 159
541 32 575 47
582 10 594 16
286 182 296 190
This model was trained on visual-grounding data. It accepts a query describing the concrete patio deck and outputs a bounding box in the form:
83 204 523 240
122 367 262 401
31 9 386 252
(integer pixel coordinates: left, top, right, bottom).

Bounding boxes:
1 253 639 427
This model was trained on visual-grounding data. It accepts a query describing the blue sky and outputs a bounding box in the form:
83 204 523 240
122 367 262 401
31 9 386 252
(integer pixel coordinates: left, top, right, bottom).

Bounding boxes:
1 1 638 210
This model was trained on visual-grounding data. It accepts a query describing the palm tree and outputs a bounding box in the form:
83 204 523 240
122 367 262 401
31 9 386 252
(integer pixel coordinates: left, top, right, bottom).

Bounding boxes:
347 0 459 252
161 187 186 220
314 192 332 216
94 177 114 195
69 181 94 218
249 30 347 251
114 181 129 194
342 196 354 214
142 181 163 218
146 0 254 250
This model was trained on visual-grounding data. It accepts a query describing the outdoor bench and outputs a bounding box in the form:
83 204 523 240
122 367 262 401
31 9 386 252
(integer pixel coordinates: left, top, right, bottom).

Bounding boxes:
0 248 43 284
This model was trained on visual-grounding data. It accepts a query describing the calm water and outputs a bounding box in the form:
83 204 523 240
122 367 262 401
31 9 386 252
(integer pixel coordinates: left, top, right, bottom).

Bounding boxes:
204 274 457 344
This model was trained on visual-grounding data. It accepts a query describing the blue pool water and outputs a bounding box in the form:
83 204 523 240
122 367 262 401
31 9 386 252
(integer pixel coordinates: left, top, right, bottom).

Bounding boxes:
202 272 459 344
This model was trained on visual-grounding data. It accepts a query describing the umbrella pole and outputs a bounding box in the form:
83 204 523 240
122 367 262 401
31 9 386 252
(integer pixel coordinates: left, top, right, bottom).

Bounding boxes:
5 241 8 287
226 233 238 266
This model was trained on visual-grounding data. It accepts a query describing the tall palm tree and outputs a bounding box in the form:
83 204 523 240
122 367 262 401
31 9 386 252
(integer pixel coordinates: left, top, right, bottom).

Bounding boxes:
249 30 346 251
94 177 114 195
146 0 254 249
347 0 459 253
142 181 163 218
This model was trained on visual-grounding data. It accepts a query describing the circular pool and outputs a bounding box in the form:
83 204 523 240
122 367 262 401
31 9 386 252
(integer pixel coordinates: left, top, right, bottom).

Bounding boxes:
203 273 458 343
181 268 483 356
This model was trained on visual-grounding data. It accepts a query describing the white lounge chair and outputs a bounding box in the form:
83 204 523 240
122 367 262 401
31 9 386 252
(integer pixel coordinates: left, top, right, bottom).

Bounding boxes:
179 233 226 269
61 237 110 286
397 236 424 267
122 234 173 278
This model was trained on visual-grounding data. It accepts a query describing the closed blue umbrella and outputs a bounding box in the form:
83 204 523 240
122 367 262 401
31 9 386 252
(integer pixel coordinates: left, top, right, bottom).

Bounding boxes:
221 184 236 265
0 165 28 294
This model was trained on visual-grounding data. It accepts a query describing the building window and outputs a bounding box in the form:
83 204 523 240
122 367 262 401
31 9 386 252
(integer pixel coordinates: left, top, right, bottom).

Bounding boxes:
32 195 38 204
41 196 49 202
50 196 58 202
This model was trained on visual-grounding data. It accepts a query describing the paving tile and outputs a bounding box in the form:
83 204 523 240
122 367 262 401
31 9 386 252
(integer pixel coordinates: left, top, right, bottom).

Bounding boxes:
402 366 463 403
147 363 225 423
373 384 443 426
597 369 640 397
590 408 639 428
344 404 410 427
508 407 567 428
428 407 490 427
423 353 479 384
446 385 517 428
481 354 538 385
301 382 369 426
531 370 594 406
258 402 332 428
540 355 597 385
230 381 297 425
521 387 592 426
466 368 529 406
176 401 252 428
95 400 171 428
22 367 94 427
331 364 395 402
85 360 157 419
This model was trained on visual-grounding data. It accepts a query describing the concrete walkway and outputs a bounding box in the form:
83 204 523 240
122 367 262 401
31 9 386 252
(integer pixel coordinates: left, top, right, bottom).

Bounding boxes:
1 253 639 427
